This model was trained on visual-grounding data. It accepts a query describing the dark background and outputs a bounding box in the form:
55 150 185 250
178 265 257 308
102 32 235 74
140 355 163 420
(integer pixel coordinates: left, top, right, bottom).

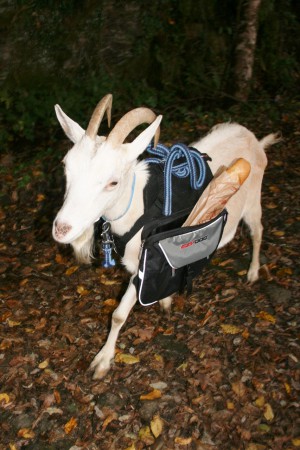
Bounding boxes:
1 0 299 149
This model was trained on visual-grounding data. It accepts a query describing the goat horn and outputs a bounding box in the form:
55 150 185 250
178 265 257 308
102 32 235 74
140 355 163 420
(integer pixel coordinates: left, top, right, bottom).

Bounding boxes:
106 107 160 148
85 93 113 140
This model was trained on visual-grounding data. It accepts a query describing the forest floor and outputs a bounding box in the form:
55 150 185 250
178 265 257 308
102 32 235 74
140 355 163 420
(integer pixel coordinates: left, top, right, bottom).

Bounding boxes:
0 101 299 450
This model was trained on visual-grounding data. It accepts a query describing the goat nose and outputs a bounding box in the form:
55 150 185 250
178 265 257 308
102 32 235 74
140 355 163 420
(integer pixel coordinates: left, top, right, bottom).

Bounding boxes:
55 220 72 238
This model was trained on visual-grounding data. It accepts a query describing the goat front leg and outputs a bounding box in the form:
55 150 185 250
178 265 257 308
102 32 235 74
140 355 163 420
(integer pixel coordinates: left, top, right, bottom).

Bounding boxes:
90 281 137 379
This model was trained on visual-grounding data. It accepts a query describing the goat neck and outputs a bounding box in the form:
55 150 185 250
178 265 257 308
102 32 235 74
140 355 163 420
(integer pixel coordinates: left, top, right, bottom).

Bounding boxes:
105 162 149 236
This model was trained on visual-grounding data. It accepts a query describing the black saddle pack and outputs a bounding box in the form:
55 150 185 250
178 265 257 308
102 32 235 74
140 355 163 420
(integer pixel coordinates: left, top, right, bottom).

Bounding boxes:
129 144 228 306
133 207 227 305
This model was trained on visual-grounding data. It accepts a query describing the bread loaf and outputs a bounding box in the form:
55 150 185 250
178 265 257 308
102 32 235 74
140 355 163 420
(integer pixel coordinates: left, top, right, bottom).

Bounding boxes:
183 158 251 226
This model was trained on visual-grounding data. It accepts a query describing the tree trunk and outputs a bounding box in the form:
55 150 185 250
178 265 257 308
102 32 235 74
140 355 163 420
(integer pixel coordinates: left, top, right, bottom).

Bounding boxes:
233 0 262 102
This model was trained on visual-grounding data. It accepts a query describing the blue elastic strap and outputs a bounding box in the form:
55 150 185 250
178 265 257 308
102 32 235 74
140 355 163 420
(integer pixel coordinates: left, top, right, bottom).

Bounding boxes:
146 142 207 216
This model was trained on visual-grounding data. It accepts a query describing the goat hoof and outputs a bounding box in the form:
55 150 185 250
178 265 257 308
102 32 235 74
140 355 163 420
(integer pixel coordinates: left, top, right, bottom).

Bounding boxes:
89 353 112 379
159 297 172 317
247 269 259 284
92 365 110 380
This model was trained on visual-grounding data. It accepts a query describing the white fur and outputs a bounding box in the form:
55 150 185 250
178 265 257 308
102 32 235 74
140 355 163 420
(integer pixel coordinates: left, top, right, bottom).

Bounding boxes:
53 106 279 379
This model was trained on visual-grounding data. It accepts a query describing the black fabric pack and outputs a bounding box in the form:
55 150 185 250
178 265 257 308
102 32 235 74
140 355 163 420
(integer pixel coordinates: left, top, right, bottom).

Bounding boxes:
133 208 227 305
129 146 228 306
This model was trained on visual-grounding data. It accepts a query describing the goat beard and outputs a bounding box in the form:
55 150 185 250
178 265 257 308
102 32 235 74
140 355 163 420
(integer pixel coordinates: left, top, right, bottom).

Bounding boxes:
71 226 95 264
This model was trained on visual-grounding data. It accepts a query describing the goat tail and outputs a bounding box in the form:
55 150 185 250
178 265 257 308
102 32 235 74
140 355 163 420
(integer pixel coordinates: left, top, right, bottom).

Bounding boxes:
71 226 94 264
260 132 282 150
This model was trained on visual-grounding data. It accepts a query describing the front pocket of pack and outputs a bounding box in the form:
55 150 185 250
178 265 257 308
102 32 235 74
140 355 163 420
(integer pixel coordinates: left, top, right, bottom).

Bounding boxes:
158 213 225 269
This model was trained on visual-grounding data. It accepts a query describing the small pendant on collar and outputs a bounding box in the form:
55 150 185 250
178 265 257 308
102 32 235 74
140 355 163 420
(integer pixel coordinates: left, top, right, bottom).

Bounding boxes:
101 221 116 268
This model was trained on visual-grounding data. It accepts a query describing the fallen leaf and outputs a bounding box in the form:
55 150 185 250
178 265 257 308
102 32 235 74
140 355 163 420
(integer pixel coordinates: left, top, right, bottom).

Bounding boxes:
227 400 235 410
175 436 192 445
38 359 49 369
292 438 300 447
163 327 174 335
7 319 21 327
258 423 271 433
237 269 247 276
284 382 291 395
272 230 285 237
45 407 63 415
0 393 10 404
115 353 140 365
64 417 78 434
231 381 247 398
0 312 12 322
103 298 118 307
17 428 35 439
55 254 66 264
35 317 47 330
199 309 213 327
191 395 204 405
36 262 51 269
246 443 267 450
65 266 79 276
150 381 168 390
54 389 61 404
150 414 164 438
138 426 155 445
138 327 154 341
124 445 136 450
140 389 162 401
269 185 280 193
100 274 121 285
263 403 274 421
221 324 242 334
265 202 278 209
218 258 234 267
177 362 188 371
255 395 265 408
154 354 163 363
37 193 45 202
276 267 293 277
102 412 118 431
76 285 90 296
0 339 12 350
242 329 250 339
9 444 18 450
256 311 276 324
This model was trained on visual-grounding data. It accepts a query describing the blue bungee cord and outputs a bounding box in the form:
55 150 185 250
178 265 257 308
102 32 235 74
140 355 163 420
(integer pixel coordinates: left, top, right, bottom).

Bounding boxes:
146 142 207 216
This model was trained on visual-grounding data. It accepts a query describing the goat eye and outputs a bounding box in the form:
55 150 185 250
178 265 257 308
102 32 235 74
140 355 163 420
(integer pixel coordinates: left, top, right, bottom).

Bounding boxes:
105 180 119 190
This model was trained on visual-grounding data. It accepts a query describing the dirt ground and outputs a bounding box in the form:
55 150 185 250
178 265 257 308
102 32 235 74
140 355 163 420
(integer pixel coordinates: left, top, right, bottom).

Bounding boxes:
0 111 299 449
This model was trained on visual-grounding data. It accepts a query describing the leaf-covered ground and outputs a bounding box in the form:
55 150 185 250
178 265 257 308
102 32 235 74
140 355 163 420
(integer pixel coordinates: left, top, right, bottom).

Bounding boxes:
0 105 299 449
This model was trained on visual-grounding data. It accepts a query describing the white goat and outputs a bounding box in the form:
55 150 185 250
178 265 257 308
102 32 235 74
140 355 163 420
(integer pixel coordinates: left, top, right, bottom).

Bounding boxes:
53 94 278 379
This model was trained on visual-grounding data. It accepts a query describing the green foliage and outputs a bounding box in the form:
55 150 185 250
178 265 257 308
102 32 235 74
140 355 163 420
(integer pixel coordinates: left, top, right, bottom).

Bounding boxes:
1 0 299 152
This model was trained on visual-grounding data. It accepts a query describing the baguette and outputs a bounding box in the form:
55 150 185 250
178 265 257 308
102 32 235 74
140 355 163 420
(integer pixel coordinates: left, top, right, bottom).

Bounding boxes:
183 158 251 226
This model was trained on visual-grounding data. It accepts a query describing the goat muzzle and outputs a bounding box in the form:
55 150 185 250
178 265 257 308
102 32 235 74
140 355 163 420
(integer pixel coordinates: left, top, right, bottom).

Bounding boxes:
54 220 72 240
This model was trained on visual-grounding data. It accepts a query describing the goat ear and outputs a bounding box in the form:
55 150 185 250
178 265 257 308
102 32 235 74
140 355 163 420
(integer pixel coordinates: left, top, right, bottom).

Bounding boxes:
125 115 163 162
55 104 85 143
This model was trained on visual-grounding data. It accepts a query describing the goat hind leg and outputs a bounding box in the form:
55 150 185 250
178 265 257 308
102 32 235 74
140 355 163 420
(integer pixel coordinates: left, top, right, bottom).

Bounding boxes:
243 204 263 283
159 296 173 317
90 281 137 379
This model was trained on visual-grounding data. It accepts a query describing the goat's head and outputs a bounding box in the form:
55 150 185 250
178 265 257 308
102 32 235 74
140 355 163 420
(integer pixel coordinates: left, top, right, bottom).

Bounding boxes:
53 94 162 246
